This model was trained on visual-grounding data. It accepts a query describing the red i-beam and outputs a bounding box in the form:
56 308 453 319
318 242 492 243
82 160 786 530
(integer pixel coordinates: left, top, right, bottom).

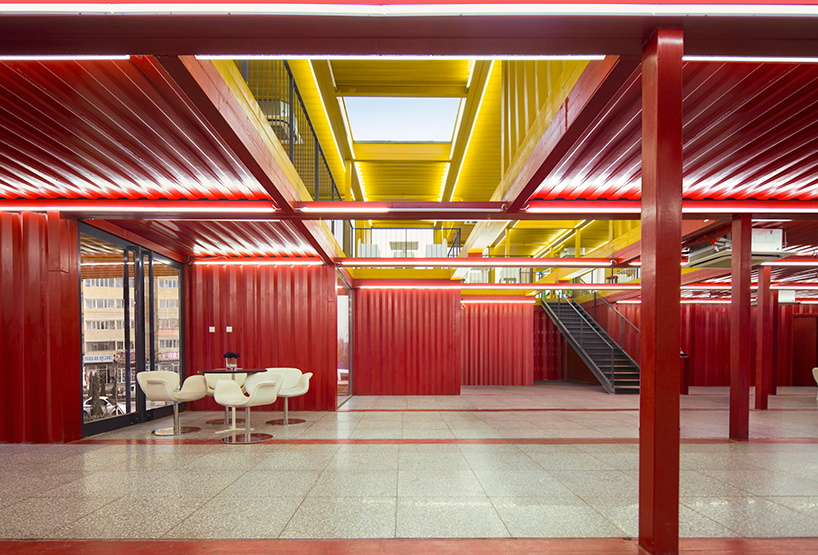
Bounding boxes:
639 29 683 555
730 214 752 439
755 265 774 410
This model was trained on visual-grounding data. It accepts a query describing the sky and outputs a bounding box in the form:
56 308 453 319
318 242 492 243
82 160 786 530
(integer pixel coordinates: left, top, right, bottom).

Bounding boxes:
343 96 463 142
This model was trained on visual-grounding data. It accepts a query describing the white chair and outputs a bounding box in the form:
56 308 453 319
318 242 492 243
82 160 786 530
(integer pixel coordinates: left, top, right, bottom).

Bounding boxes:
136 371 207 436
214 370 282 444
204 372 247 426
813 367 818 400
265 367 313 426
357 239 380 257
425 239 448 257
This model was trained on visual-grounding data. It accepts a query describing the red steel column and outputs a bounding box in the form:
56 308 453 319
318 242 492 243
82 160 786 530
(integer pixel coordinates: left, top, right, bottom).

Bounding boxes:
771 289 779 395
755 265 773 410
639 28 683 555
730 215 752 440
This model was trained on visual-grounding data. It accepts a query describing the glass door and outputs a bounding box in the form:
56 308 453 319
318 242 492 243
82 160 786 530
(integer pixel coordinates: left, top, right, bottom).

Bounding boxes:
337 271 352 406
80 225 183 436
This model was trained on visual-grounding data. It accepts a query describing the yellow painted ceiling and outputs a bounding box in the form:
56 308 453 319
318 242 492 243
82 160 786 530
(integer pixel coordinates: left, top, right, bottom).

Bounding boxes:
330 60 472 96
357 160 449 201
255 57 628 260
451 62 502 202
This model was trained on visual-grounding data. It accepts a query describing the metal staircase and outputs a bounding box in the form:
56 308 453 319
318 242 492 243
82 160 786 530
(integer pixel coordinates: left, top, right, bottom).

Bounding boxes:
541 297 640 394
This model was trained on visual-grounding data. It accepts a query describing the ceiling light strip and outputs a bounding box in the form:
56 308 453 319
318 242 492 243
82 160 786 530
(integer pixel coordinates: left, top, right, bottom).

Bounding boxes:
0 55 131 60
461 299 537 304
684 55 818 64
338 257 613 268
194 258 323 266
0 201 278 213
15 4 818 17
198 54 607 61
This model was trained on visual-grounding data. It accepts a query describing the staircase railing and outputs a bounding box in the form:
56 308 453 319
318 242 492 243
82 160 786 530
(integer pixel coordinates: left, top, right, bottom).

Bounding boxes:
550 296 620 387
591 291 640 364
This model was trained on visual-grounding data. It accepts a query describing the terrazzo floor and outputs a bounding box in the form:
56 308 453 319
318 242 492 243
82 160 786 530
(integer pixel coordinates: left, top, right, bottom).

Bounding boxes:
2 382 817 549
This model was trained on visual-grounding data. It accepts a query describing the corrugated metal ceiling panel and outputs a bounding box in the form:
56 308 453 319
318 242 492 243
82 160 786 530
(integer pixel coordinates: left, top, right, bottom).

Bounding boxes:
110 220 316 258
532 62 818 202
0 57 270 201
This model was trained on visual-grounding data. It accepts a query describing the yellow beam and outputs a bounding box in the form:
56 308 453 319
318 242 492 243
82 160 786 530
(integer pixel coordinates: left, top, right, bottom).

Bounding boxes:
310 59 364 202
442 60 493 203
336 85 467 97
354 142 451 162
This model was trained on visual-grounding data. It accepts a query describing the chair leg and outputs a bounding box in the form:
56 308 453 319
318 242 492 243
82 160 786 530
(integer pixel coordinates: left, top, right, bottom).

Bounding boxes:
151 401 201 436
223 406 273 445
267 396 306 426
173 402 181 434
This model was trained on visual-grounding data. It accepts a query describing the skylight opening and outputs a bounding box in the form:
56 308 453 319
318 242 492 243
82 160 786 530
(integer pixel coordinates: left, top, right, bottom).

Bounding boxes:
342 97 463 143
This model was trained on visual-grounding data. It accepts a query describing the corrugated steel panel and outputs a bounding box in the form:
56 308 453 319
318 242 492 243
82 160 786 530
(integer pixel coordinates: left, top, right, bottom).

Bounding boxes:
538 310 565 381
589 302 818 387
533 62 818 202
353 289 460 395
1 211 80 443
0 57 270 201
461 303 534 386
112 219 316 258
185 264 336 411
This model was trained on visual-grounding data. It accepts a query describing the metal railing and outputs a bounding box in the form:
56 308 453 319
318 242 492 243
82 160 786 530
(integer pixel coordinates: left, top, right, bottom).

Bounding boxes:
549 295 619 386
236 59 342 202
352 227 461 258
592 291 641 364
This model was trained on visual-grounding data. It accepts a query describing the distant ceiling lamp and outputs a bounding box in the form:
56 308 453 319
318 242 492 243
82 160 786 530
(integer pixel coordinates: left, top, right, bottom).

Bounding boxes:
762 258 818 267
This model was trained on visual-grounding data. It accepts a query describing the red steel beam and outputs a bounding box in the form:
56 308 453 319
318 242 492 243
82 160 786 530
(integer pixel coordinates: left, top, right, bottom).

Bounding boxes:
755 265 774 410
730 214 753 440
4 199 817 221
156 56 342 264
639 29 683 555
154 56 297 212
506 56 641 213
338 257 614 268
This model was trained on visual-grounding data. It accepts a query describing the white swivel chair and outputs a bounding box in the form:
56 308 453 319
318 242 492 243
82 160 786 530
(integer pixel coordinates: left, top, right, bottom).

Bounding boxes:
136 371 207 436
214 370 282 444
265 367 313 426
204 372 247 426
813 367 818 400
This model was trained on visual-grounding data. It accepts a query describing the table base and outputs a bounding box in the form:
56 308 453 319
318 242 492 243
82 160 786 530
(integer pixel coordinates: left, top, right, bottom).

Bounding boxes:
152 426 201 436
222 432 273 445
267 418 306 425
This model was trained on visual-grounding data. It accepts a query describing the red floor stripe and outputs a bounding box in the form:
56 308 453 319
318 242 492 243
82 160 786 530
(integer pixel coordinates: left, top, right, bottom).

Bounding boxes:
73 437 818 446
335 407 818 412
336 408 640 412
1 537 817 555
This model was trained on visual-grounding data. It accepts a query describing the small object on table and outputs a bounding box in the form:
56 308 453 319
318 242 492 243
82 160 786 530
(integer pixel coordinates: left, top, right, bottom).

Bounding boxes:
224 351 240 371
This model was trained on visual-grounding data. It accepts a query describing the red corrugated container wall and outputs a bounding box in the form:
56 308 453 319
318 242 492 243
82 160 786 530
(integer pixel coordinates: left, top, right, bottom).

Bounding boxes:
461 303 534 385
588 301 818 387
353 288 461 395
1 212 81 443
185 264 337 412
